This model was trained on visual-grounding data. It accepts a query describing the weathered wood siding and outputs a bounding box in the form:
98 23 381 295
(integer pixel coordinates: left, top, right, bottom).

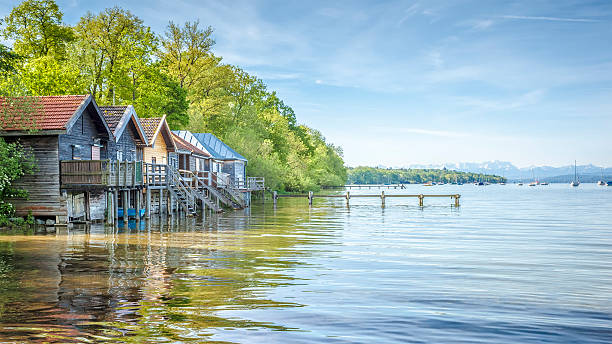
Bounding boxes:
89 190 106 220
5 135 66 217
222 160 246 182
143 133 168 164
109 121 139 161
58 106 109 161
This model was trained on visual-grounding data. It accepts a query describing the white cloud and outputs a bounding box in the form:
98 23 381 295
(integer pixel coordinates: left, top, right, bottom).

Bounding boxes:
472 19 494 30
501 15 599 23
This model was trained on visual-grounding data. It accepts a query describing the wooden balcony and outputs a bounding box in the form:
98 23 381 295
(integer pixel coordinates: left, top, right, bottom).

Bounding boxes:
60 160 144 188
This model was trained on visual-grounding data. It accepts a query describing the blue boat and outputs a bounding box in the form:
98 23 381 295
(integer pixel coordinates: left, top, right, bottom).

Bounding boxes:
117 208 146 218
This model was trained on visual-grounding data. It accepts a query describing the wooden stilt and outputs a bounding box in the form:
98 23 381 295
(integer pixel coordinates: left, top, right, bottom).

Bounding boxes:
273 191 277 206
122 190 128 223
308 191 313 206
418 194 424 207
346 191 350 206
160 188 165 215
381 190 385 207
136 189 141 221
146 187 151 218
454 194 460 207
113 189 119 221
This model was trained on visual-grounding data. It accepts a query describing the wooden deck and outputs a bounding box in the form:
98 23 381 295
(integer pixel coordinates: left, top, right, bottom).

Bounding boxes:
60 160 144 188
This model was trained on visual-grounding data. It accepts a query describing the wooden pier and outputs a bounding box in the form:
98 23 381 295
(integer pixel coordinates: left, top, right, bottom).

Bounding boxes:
325 184 407 190
273 191 460 207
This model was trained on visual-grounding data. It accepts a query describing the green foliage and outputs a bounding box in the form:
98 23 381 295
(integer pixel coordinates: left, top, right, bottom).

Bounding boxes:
1 1 347 193
0 137 36 226
347 167 506 184
132 65 189 129
3 0 74 59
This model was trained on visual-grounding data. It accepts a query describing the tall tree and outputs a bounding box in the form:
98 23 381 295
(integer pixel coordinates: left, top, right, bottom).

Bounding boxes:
74 7 156 101
3 0 73 59
160 20 215 89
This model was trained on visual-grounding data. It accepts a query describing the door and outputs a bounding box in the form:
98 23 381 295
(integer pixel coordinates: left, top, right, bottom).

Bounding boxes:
91 145 100 160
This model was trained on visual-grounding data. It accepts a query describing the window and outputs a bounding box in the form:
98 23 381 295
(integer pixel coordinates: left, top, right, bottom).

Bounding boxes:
152 157 156 164
116 151 123 161
71 145 82 160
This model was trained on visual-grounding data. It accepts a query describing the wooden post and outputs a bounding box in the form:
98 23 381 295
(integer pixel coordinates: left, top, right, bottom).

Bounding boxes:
107 191 113 225
346 191 350 206
135 189 141 221
308 191 313 206
454 194 460 207
381 190 385 207
273 191 277 206
160 188 165 215
418 194 424 207
146 187 151 218
122 190 128 222
123 161 128 186
113 190 119 221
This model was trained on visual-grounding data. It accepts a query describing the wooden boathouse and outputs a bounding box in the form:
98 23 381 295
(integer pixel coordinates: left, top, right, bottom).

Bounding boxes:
1 95 265 225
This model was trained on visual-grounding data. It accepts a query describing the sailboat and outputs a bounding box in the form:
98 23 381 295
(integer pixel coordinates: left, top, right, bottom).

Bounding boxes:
597 168 606 186
570 160 580 187
528 169 538 186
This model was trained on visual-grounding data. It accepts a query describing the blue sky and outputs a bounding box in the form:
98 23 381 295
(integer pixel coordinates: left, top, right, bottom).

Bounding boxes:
2 0 611 167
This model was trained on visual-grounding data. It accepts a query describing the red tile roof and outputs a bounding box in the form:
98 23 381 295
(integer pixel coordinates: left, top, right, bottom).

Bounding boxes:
172 133 211 157
99 106 127 132
140 117 163 144
0 95 89 131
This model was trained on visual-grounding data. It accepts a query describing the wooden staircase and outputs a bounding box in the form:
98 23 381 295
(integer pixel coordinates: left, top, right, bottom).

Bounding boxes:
168 166 223 214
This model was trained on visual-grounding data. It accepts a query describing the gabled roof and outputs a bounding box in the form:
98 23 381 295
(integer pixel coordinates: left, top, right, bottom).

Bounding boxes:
99 105 147 144
140 115 176 151
173 130 247 162
0 95 112 137
171 133 211 158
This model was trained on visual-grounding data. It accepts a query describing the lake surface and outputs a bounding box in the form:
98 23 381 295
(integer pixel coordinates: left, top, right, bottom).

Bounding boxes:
0 184 611 343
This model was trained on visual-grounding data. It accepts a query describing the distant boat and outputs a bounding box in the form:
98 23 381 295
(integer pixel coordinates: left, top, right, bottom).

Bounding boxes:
529 168 540 186
597 168 605 186
423 182 434 186
517 182 523 186
540 182 549 185
500 182 506 185
571 160 580 187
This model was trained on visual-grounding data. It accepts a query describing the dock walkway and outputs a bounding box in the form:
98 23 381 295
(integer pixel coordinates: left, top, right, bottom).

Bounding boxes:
273 191 460 207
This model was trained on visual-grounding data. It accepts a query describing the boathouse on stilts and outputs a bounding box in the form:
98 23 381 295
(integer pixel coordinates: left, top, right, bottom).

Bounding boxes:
0 95 265 225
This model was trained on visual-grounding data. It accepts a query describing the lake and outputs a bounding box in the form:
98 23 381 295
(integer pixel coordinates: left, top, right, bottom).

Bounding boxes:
0 184 611 343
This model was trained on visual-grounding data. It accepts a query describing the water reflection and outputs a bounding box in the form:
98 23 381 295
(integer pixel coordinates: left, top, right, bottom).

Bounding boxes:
2 186 611 343
0 203 340 343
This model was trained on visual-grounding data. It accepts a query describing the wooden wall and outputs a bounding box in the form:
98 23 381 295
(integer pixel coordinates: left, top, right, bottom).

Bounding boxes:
222 160 246 182
5 135 66 217
110 121 139 161
58 105 109 161
143 133 168 164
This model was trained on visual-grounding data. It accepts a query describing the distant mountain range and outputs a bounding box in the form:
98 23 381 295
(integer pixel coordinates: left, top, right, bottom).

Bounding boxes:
401 161 612 182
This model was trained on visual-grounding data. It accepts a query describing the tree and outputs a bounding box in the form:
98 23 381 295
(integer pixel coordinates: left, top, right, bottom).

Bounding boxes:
0 137 36 225
160 20 215 89
3 0 73 59
74 7 156 101
134 66 189 129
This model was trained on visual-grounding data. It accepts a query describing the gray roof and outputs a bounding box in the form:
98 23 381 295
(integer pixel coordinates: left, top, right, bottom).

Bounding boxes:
173 130 247 162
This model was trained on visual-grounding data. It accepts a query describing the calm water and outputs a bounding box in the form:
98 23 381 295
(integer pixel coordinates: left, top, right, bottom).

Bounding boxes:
0 184 611 343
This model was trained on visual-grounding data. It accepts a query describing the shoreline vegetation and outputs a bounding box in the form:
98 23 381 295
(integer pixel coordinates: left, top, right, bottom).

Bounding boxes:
0 0 347 197
348 167 506 185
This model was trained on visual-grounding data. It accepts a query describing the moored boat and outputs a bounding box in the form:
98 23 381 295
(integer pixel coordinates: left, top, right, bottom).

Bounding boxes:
571 160 580 187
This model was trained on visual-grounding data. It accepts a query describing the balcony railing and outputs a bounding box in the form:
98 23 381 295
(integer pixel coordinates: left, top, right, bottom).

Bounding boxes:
60 160 144 187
